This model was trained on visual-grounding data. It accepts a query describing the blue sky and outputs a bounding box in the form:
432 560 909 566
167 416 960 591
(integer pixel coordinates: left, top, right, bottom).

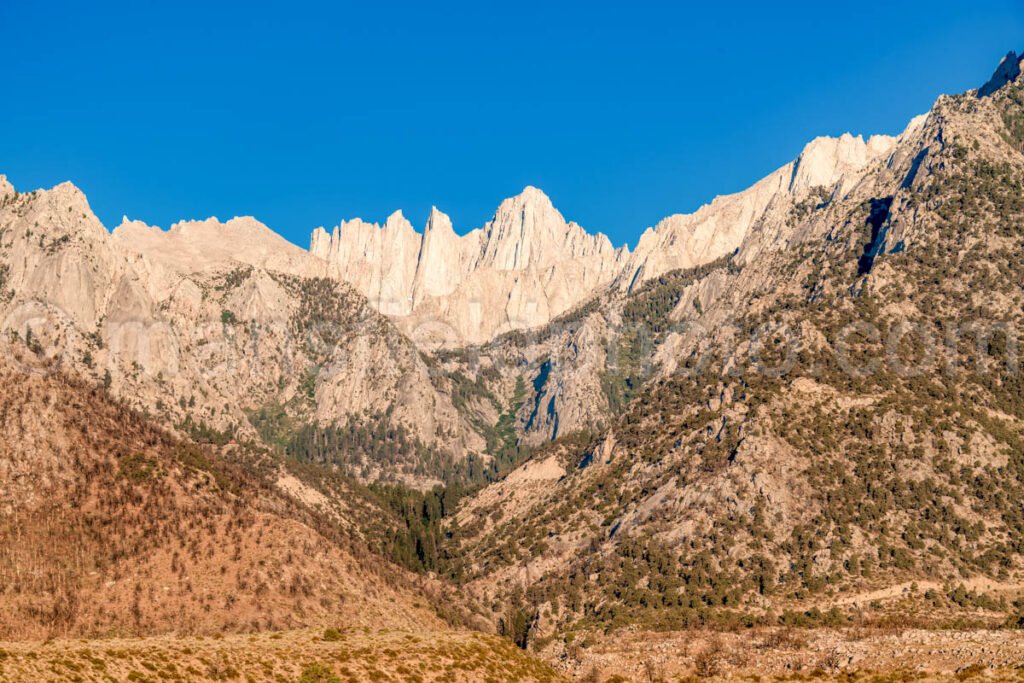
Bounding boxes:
1 1 1022 249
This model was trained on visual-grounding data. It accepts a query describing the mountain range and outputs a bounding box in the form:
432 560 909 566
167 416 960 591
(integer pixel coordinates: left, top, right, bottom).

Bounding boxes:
0 98 927 485
308 128 908 346
2 48 1024 681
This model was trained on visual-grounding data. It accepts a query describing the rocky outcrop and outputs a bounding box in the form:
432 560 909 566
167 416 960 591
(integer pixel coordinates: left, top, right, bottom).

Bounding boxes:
978 49 1024 97
309 211 422 316
113 215 323 278
311 187 628 346
615 131 902 291
0 174 13 200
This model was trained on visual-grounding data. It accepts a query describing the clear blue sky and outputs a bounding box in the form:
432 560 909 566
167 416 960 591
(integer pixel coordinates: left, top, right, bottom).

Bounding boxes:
1 1 1022 249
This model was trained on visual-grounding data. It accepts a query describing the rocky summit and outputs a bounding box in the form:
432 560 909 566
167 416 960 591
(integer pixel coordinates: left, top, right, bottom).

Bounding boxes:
310 185 628 346
306 131 910 347
3 48 1024 682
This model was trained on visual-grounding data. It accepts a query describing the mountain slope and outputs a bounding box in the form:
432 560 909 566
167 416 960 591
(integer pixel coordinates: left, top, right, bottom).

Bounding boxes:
616 128 911 290
0 113 944 488
0 184 493 486
441 52 1024 641
0 346 451 639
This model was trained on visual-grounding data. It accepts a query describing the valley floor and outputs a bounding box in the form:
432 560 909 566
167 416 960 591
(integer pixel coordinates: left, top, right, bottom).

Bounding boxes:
0 627 564 682
550 627 1024 682
2 627 1023 682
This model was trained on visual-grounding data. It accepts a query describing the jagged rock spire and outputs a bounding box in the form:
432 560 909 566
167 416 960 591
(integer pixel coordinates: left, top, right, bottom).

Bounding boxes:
978 50 1024 98
311 187 626 344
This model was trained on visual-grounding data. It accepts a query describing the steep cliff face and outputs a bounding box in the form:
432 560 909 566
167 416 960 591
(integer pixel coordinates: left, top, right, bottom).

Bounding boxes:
0 182 125 331
310 211 422 316
311 187 628 346
978 48 1023 97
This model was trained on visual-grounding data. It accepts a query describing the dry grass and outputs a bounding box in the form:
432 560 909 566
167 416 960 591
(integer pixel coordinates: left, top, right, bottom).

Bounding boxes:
547 627 1024 682
0 627 567 682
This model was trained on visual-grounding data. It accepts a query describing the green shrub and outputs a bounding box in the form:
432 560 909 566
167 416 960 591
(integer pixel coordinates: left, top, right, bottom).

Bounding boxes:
298 663 340 683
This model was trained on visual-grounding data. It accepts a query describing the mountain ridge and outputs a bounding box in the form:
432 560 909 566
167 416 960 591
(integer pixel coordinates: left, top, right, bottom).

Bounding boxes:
3 117 935 347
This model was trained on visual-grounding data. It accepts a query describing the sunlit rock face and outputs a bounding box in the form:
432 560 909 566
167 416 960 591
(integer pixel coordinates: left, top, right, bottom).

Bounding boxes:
311 186 628 346
311 128 910 345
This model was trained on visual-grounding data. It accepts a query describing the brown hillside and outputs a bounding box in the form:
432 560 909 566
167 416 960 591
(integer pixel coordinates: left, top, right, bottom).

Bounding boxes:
0 347 443 640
